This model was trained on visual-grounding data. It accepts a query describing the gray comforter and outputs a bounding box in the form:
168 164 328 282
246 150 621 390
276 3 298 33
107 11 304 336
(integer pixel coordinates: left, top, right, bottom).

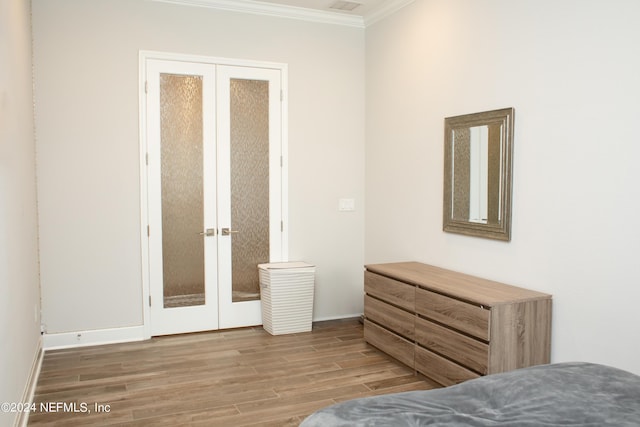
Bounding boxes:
300 362 640 426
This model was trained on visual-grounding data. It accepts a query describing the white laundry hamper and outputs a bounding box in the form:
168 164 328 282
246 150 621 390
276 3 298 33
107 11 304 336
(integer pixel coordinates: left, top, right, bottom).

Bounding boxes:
258 262 316 335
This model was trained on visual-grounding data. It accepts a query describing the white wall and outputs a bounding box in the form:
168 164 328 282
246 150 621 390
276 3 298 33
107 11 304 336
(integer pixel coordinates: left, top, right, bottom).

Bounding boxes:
32 0 365 335
33 0 640 376
365 0 640 375
0 0 42 424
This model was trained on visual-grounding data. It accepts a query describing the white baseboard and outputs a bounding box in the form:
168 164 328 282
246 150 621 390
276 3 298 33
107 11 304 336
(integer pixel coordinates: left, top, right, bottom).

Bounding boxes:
15 338 43 427
40 317 358 350
42 325 146 350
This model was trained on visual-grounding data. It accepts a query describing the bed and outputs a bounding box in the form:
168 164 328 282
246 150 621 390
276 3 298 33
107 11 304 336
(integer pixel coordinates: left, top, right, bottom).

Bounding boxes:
300 362 640 426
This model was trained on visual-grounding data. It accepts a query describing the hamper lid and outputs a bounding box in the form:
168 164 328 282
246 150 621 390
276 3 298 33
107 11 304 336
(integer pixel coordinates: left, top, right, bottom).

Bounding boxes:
258 261 314 269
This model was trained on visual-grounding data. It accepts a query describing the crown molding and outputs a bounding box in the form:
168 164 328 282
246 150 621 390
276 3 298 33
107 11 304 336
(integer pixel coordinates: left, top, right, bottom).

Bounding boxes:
152 0 364 27
364 0 414 27
151 0 414 28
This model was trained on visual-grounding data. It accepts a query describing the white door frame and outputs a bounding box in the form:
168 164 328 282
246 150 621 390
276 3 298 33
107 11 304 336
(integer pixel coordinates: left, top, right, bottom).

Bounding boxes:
138 51 289 338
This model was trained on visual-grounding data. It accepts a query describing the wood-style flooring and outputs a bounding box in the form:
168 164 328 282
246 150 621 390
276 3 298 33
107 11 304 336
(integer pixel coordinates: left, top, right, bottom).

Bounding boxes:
28 318 439 426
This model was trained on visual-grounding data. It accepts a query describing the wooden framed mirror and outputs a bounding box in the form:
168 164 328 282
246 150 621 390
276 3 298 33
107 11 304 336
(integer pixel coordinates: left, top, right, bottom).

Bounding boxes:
443 107 514 241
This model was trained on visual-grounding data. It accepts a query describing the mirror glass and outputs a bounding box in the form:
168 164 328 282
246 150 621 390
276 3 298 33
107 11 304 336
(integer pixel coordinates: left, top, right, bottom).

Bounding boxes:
443 108 514 241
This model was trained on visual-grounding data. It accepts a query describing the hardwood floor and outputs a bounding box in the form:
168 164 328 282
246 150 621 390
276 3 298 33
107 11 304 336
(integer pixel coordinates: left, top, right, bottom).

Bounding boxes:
28 318 439 426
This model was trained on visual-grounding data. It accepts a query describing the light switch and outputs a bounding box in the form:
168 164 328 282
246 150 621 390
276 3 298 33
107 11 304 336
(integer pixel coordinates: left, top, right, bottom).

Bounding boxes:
338 198 355 212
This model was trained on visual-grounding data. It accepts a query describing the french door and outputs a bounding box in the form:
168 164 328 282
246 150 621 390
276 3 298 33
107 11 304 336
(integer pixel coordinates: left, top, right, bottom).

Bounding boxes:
143 56 285 336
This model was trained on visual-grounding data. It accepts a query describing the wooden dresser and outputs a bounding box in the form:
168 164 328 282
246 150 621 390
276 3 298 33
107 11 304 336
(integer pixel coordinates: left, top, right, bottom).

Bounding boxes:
364 262 552 386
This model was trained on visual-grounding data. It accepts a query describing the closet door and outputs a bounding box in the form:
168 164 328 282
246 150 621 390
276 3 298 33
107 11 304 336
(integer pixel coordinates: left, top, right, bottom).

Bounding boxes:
216 65 283 329
146 59 219 336
143 57 285 335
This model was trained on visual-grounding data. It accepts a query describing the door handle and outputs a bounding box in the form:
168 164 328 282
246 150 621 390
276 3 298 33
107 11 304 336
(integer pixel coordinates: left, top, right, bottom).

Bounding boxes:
198 228 217 237
221 228 239 236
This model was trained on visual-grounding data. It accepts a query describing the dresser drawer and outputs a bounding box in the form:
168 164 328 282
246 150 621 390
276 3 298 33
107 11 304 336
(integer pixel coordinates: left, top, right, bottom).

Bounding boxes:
364 320 414 369
415 346 480 386
415 288 490 341
365 271 415 312
415 317 488 374
365 295 414 340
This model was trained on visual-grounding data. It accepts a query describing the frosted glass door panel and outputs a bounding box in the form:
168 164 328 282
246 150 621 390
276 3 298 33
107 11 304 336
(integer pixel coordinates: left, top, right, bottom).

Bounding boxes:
160 73 205 308
230 78 270 302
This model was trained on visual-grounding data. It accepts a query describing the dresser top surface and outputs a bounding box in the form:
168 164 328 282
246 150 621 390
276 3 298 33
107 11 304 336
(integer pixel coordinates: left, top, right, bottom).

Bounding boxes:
365 262 551 306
